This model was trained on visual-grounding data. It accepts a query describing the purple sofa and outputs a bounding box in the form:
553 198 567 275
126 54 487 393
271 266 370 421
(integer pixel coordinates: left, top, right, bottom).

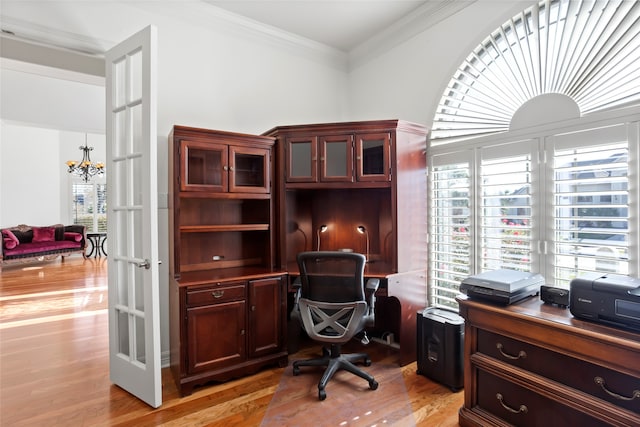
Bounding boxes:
1 224 86 268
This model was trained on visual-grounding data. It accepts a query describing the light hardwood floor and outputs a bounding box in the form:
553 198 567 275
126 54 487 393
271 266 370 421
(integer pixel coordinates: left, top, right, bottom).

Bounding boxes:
0 257 463 426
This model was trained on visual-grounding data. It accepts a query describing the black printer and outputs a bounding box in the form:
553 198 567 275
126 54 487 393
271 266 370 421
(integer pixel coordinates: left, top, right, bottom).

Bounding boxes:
570 273 640 331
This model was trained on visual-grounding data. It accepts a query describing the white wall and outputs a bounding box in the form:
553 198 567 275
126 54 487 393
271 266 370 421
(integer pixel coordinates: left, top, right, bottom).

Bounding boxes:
347 0 532 125
1 125 62 226
0 123 105 227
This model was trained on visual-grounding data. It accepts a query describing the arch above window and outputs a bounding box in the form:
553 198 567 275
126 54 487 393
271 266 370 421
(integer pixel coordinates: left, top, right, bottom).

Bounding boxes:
431 0 640 145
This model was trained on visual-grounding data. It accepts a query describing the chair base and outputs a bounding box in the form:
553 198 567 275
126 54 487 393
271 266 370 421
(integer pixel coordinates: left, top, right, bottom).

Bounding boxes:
292 344 379 400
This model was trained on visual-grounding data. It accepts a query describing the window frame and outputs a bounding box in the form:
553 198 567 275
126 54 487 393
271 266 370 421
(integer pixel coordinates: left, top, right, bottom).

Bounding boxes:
427 106 640 310
71 179 107 233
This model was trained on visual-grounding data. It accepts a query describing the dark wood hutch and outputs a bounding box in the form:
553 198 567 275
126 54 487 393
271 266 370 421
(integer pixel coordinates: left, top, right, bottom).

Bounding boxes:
264 119 429 366
168 125 288 396
168 120 429 395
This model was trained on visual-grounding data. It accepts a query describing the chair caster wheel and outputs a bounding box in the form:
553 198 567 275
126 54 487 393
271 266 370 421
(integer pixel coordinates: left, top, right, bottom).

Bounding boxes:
364 358 371 367
369 380 379 390
292 365 300 376
319 388 327 400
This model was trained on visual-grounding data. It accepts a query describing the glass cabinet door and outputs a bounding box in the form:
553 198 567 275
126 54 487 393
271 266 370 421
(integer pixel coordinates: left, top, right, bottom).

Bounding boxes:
356 132 390 182
320 134 353 182
229 145 270 193
286 136 318 182
180 140 228 192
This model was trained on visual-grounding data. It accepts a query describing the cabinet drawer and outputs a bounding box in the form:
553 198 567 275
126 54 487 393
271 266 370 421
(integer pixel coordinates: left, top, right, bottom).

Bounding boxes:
476 369 608 427
478 329 640 413
187 284 246 306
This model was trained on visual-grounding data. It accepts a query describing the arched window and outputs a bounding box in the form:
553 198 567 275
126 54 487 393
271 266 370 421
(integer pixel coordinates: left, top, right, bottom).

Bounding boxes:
431 0 640 144
427 0 640 309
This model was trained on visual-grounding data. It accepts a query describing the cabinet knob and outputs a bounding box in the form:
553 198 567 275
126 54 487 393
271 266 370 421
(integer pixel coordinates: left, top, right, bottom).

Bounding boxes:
223 165 228 171
240 329 245 335
251 305 256 311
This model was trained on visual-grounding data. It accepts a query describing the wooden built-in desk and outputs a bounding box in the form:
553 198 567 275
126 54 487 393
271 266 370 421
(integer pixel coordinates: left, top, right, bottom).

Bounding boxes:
286 261 425 366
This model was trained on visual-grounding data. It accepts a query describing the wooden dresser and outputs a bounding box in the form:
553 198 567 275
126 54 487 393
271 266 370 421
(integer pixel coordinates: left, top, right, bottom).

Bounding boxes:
457 295 640 426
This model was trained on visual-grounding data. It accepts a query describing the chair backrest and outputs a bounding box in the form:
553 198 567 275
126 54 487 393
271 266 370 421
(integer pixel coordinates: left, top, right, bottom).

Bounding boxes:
297 251 366 304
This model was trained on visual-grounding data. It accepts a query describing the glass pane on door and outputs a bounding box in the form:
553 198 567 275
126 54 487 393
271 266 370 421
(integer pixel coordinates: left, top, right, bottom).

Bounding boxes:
362 138 385 175
290 140 313 178
187 148 222 186
234 153 265 187
325 141 348 177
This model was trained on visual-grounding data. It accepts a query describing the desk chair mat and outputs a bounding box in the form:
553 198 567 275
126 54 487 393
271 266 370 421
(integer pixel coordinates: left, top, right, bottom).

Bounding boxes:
260 362 415 427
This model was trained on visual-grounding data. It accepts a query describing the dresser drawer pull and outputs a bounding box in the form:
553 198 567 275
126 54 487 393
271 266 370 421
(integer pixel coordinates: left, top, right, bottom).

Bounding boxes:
594 376 640 401
212 290 224 298
496 393 528 414
496 343 527 360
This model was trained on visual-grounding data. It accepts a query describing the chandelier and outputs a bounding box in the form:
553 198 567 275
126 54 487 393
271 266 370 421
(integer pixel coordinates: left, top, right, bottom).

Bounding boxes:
65 135 105 182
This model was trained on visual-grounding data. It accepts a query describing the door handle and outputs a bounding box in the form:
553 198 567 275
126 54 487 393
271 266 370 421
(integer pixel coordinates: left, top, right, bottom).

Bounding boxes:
137 259 151 269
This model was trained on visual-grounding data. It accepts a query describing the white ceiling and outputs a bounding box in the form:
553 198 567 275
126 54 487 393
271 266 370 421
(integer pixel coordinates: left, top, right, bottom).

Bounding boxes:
0 0 474 58
203 0 430 52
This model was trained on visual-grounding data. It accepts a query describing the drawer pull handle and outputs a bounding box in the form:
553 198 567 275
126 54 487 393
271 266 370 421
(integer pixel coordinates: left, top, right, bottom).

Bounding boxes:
594 377 640 401
496 393 528 414
496 343 527 360
212 290 224 298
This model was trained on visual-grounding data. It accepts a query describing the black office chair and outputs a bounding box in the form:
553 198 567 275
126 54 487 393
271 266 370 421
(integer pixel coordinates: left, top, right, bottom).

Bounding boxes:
292 251 380 400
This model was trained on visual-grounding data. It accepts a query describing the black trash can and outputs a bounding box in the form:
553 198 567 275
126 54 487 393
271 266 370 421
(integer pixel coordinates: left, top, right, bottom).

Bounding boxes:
416 307 465 391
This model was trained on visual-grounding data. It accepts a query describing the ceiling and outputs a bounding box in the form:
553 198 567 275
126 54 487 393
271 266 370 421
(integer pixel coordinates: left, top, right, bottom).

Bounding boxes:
0 0 477 72
203 0 431 52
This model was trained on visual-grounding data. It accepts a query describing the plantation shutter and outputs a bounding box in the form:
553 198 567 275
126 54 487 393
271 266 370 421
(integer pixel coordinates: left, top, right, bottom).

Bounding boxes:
479 140 538 273
429 152 472 309
548 124 630 285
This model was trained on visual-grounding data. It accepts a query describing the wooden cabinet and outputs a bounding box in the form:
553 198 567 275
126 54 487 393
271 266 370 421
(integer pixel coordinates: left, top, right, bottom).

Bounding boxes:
169 125 287 395
282 129 390 184
174 273 287 395
457 295 640 427
179 137 270 193
170 126 276 277
264 120 428 366
355 132 391 182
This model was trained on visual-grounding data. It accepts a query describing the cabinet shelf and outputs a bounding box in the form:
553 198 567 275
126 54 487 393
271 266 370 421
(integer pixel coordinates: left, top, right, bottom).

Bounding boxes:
180 224 269 233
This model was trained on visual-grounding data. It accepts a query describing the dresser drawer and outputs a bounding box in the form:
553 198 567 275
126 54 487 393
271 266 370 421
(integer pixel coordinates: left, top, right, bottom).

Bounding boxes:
476 369 608 427
477 329 640 413
187 283 246 306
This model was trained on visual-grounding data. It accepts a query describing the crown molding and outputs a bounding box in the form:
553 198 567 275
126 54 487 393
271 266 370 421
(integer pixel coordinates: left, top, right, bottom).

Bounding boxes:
0 16 110 56
131 2 349 71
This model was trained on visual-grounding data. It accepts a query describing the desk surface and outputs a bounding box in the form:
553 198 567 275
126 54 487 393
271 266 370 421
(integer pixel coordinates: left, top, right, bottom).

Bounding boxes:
285 261 394 279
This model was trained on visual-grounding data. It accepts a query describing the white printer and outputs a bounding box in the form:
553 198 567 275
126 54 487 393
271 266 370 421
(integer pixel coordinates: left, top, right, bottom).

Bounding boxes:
460 269 543 305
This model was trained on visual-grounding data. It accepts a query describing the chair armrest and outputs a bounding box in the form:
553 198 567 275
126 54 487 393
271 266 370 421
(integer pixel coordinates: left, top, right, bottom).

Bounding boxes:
365 278 380 315
366 278 380 293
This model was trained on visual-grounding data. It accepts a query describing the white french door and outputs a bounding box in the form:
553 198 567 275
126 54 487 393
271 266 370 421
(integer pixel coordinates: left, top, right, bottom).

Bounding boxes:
105 25 161 408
